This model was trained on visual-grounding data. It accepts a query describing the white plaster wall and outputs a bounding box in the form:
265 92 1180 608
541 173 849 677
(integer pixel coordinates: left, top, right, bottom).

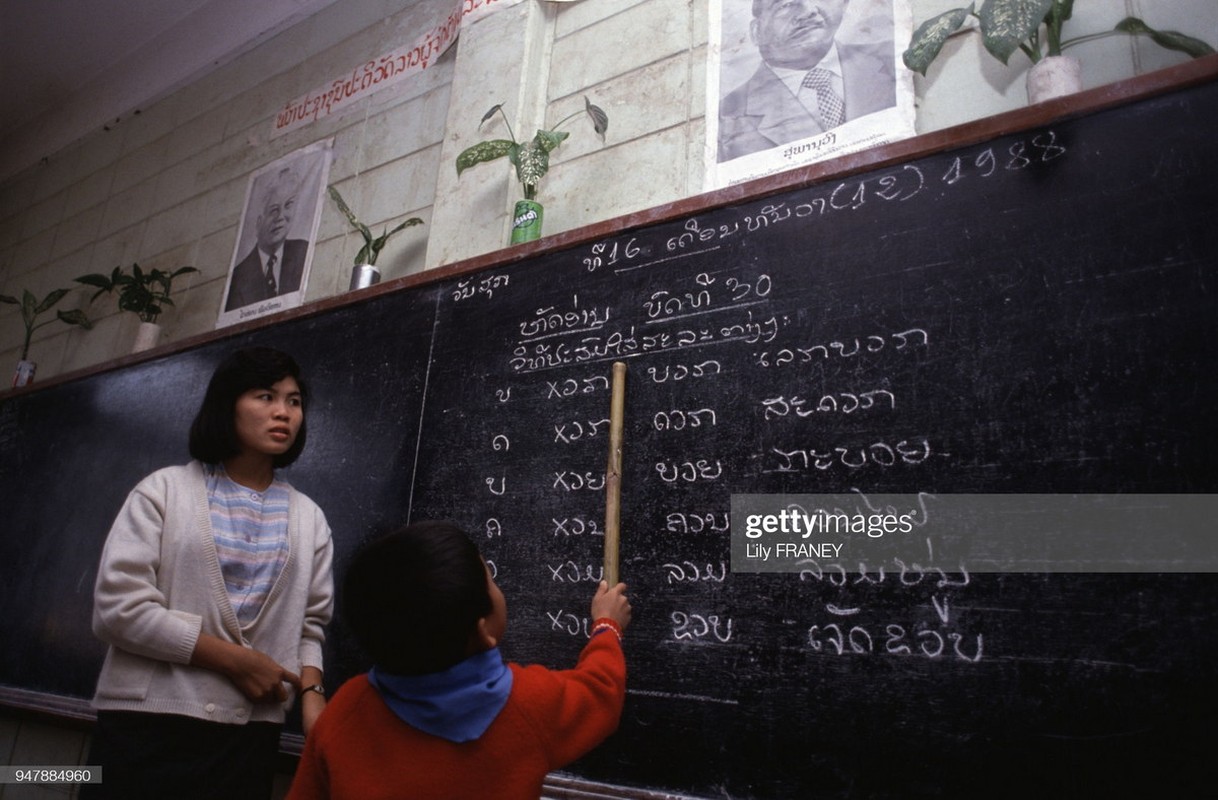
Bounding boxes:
1 0 1214 382
0 0 457 379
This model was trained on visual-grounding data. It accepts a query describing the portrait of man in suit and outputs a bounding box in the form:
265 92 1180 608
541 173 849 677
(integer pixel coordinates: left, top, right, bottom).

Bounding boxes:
716 0 897 162
217 140 331 328
224 166 310 312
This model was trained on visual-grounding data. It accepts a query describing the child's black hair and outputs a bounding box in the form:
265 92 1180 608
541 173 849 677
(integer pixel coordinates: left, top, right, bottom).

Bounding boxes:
188 347 308 467
343 521 493 675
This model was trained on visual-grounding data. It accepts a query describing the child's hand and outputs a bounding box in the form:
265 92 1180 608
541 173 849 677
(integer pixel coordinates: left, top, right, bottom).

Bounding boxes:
591 580 632 631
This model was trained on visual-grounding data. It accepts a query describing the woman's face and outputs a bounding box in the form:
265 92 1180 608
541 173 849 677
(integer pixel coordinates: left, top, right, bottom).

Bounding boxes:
232 376 303 458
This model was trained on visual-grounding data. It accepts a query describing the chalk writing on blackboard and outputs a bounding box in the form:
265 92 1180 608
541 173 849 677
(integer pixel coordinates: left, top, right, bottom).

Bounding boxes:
661 561 729 584
755 328 929 367
766 437 940 472
546 561 604 583
762 391 896 418
580 130 1069 276
510 314 787 372
807 620 983 662
553 418 610 444
654 460 724 483
665 512 730 533
544 375 610 398
451 273 510 302
519 298 611 338
651 408 718 431
547 610 595 637
671 612 734 643
550 517 603 537
551 470 605 492
645 360 722 383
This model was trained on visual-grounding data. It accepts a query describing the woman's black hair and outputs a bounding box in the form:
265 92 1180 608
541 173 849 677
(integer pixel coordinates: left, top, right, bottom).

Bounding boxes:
342 521 493 676
188 347 308 467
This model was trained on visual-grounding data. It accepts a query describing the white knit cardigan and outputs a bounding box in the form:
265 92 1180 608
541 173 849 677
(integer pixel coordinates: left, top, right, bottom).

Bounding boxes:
91 461 333 725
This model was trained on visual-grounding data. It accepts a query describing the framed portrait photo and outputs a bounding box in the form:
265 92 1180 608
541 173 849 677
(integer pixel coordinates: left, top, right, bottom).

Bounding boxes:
705 0 917 189
216 139 333 328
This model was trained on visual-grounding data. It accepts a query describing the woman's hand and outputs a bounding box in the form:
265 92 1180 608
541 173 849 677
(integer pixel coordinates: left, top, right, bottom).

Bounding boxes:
191 633 300 703
590 581 632 631
225 646 302 703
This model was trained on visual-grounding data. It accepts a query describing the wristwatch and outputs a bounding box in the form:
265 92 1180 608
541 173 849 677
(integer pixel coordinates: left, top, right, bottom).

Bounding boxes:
301 684 325 698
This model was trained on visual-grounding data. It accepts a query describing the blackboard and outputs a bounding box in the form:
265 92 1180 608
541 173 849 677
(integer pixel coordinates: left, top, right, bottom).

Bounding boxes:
3 64 1218 798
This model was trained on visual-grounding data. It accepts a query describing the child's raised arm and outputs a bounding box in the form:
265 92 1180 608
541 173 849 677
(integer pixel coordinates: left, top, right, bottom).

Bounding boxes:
591 580 631 631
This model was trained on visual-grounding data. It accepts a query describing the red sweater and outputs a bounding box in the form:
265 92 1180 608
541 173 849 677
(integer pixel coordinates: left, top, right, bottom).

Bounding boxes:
287 634 625 800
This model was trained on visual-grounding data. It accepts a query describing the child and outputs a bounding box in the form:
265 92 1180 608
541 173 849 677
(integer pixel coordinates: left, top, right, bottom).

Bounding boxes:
287 520 631 800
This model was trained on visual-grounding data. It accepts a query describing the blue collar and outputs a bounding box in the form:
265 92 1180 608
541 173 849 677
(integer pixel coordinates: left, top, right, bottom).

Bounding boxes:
368 648 513 743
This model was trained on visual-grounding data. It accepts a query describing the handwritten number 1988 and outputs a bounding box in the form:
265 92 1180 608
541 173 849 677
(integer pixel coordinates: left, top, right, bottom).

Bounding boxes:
942 131 1067 185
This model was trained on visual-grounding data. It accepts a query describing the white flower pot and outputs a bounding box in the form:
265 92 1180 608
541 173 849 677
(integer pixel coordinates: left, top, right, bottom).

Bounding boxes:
12 359 36 388
1026 55 1082 104
132 321 161 353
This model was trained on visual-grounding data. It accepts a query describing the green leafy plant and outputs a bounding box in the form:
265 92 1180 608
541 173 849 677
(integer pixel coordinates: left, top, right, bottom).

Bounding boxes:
904 0 1213 75
0 288 92 360
75 263 199 324
455 96 609 201
327 186 424 267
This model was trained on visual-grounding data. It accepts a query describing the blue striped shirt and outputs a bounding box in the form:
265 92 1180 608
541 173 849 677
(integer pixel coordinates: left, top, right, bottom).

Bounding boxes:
205 464 290 627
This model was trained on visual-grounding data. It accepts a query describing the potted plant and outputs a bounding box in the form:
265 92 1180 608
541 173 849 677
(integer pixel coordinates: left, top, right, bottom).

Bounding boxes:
75 263 198 353
0 288 92 387
455 96 608 244
904 1 1214 103
326 186 424 290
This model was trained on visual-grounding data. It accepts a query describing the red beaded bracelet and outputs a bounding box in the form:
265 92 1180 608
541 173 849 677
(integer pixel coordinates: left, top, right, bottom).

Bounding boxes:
591 617 623 642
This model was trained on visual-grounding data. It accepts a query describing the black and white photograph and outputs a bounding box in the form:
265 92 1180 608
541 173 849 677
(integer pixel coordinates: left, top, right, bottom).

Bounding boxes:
706 0 916 188
217 140 333 328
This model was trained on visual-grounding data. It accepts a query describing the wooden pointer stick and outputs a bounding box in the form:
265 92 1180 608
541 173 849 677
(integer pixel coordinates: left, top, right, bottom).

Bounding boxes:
603 361 627 587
